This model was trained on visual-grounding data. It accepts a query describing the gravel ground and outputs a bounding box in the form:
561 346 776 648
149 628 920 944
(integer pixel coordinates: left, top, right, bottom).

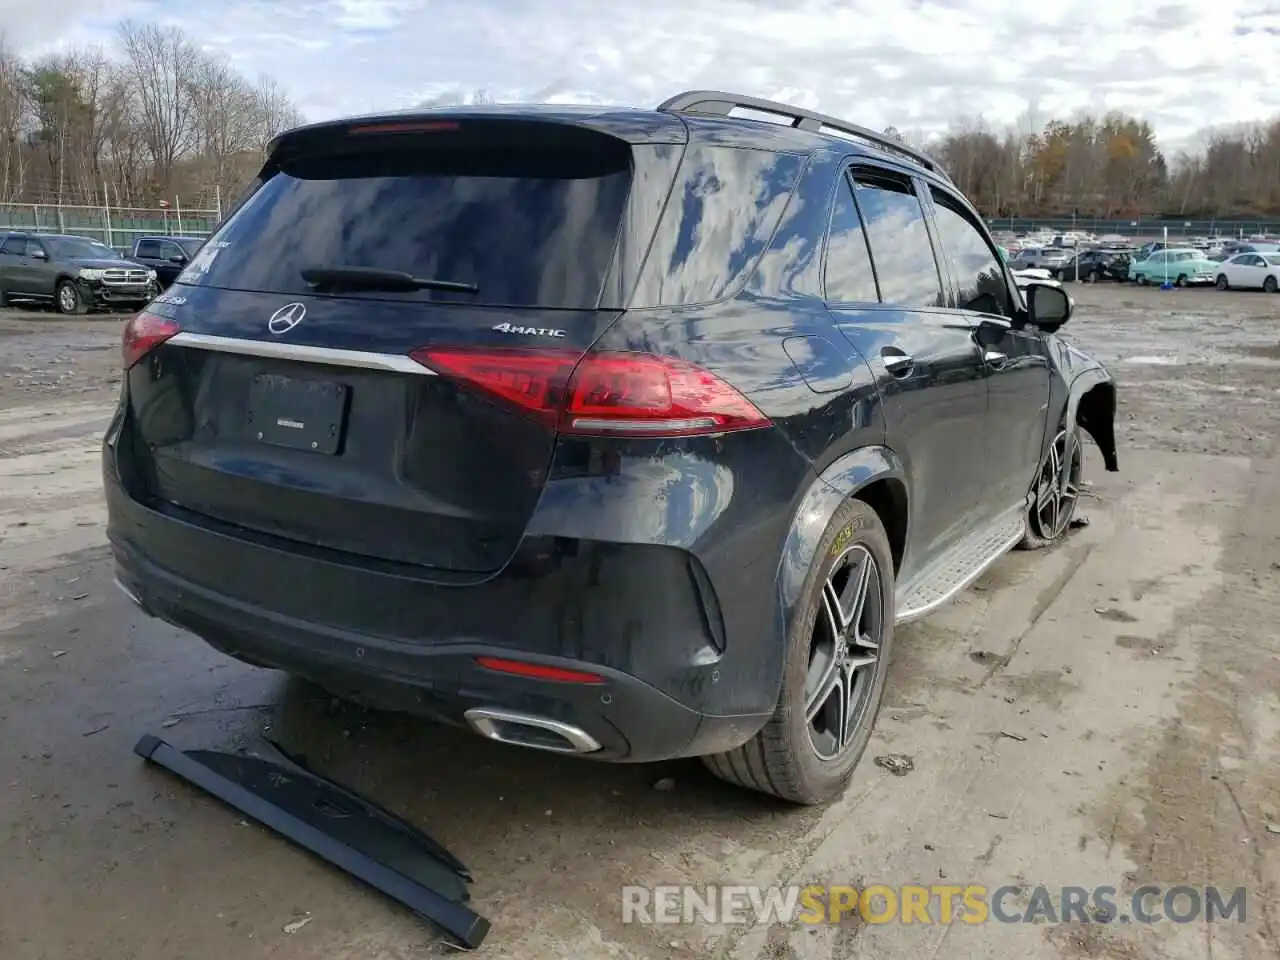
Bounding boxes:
0 285 1277 960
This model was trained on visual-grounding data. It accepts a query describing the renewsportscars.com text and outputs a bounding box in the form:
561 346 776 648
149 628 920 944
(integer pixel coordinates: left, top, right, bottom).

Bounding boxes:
621 884 1247 926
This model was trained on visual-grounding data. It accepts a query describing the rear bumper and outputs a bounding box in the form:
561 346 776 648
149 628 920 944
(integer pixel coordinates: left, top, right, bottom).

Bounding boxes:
104 446 778 763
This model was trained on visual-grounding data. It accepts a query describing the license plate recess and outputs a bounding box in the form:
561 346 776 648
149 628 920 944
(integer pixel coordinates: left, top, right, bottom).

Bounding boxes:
246 374 348 455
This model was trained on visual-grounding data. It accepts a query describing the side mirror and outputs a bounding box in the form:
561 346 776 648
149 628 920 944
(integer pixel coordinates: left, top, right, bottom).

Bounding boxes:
1025 282 1073 331
168 255 187 264
31 250 47 260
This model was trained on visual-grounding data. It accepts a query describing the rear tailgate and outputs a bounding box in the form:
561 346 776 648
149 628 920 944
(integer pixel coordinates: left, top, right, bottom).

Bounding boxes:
122 119 651 574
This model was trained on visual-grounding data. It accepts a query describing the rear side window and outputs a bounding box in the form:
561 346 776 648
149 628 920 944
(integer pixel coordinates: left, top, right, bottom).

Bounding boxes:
850 171 943 307
634 146 805 307
930 188 1010 317
823 175 878 303
179 145 632 308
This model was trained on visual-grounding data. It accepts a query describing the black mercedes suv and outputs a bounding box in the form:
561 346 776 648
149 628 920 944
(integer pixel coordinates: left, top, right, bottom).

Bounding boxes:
104 92 1118 804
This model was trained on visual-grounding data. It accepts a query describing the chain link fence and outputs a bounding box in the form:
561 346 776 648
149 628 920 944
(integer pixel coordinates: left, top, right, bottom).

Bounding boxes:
988 216 1280 239
0 202 222 253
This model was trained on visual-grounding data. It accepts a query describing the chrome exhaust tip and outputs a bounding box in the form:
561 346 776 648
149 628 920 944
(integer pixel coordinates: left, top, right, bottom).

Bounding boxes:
463 707 602 755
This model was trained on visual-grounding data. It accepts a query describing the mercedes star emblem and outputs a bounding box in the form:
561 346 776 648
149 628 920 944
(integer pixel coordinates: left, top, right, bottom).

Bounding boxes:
268 302 307 335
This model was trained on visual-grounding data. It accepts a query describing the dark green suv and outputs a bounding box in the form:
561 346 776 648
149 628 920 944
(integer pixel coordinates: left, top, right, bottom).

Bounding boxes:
0 232 158 314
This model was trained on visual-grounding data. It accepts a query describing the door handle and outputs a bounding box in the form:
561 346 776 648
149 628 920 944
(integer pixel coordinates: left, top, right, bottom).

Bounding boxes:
881 350 914 377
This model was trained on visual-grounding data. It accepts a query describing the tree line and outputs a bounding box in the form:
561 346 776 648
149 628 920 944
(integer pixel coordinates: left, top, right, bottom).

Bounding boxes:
3 22 1279 220
887 109 1280 220
0 21 303 211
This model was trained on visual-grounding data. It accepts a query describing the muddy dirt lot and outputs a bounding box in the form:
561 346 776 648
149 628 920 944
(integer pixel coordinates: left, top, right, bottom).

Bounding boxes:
1 286 1278 960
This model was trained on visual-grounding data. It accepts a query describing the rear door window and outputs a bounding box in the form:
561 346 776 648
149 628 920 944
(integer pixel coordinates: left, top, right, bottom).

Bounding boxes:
823 174 879 303
0 236 23 256
849 169 943 307
135 239 162 259
181 145 633 308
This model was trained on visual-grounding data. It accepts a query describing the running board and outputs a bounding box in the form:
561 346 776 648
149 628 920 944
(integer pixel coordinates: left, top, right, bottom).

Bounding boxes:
895 507 1026 624
133 734 490 949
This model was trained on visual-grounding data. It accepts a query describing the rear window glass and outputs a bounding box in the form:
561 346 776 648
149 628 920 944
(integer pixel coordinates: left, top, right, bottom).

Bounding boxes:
178 147 632 308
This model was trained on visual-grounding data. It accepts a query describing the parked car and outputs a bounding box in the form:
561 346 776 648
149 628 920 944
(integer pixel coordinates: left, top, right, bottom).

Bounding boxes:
0 232 157 313
1053 249 1130 283
1227 242 1280 255
1007 245 1072 271
1128 248 1219 286
129 235 206 289
1214 252 1280 292
104 92 1118 805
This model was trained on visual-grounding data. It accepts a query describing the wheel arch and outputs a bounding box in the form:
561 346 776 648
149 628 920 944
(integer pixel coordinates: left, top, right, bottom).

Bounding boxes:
1067 371 1118 472
772 445 908 690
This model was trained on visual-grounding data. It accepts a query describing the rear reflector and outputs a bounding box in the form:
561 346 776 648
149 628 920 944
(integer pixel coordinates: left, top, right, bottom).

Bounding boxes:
122 311 181 369
411 347 770 438
474 656 605 685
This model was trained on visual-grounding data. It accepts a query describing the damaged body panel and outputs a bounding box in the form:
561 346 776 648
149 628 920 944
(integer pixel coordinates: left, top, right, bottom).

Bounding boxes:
1049 337 1119 471
134 734 490 949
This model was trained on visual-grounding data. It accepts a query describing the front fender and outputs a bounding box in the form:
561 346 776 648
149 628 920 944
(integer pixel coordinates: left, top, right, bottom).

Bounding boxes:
770 445 906 701
1067 367 1118 472
1046 335 1119 473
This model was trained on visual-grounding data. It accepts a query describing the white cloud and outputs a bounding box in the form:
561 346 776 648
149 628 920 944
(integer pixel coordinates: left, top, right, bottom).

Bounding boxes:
6 0 1279 152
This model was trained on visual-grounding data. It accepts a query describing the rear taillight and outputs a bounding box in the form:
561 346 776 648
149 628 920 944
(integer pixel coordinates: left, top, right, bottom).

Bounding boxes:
122 311 180 369
411 347 770 438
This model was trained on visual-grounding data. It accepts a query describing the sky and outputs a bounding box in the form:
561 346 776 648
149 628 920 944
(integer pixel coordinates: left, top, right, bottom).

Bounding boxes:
5 0 1280 154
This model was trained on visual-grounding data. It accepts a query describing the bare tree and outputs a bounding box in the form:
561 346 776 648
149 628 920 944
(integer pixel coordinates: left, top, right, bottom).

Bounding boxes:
254 75 303 148
0 35 31 202
116 20 199 194
188 54 261 198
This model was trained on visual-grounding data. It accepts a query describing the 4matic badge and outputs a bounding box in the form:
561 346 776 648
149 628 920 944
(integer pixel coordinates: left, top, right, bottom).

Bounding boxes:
492 322 566 338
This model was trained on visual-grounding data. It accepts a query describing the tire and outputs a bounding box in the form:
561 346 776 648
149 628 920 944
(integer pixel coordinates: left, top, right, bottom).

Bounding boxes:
1216 275 1229 290
55 280 87 315
1265 276 1278 294
1018 426 1083 551
702 498 895 805
0 285 7 308
1086 270 1100 283
1175 274 1187 288
1137 275 1148 286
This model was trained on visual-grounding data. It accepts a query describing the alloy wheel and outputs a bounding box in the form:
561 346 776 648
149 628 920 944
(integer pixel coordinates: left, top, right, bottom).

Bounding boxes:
57 284 78 313
1031 429 1082 540
805 544 885 761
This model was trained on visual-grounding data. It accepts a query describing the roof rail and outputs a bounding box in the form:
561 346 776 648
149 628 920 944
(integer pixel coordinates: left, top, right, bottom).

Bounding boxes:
657 90 951 182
